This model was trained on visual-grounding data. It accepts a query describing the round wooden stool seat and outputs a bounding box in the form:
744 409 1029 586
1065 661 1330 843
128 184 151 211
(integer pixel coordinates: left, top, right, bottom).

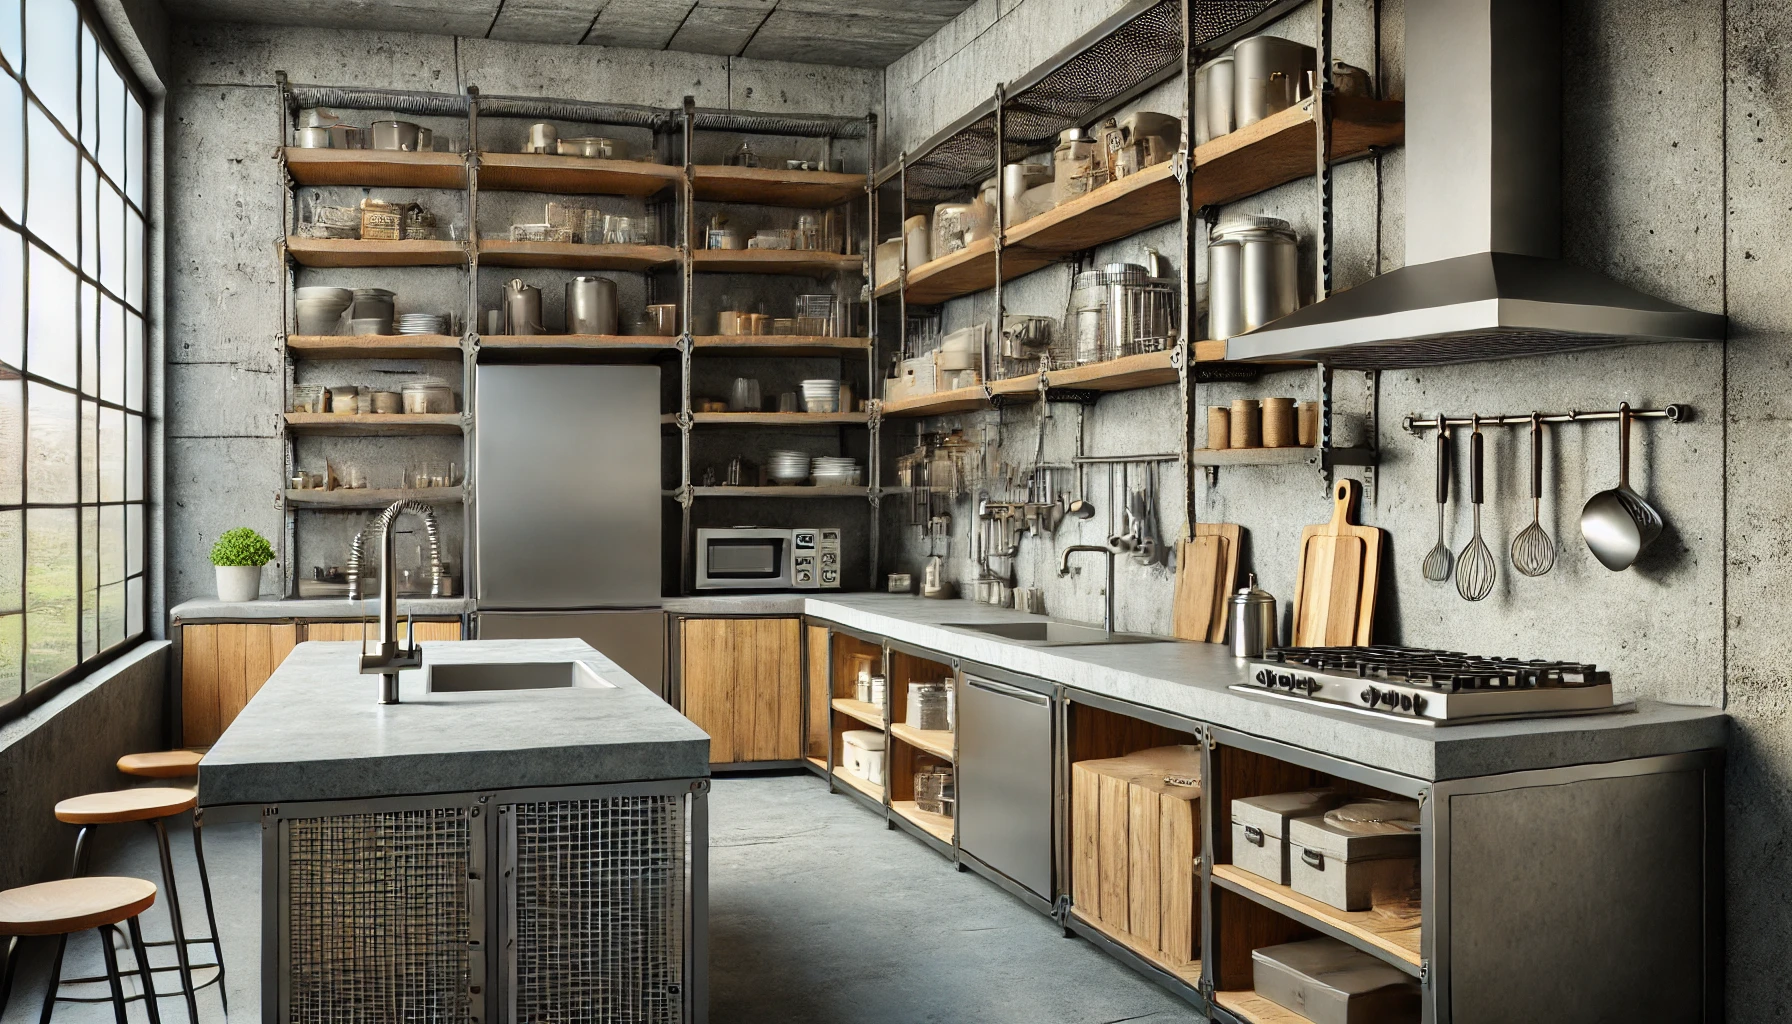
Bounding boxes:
117 749 203 778
55 787 197 825
0 877 157 936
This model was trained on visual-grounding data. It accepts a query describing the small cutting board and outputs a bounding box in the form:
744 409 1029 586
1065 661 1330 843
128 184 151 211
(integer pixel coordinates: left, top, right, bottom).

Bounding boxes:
1173 522 1242 643
1291 480 1382 646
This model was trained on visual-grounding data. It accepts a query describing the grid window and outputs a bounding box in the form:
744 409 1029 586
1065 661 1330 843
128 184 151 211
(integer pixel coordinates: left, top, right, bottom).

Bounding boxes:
0 0 148 704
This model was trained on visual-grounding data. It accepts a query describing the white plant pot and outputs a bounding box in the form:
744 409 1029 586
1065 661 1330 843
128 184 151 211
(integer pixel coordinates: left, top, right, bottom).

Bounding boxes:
215 565 262 603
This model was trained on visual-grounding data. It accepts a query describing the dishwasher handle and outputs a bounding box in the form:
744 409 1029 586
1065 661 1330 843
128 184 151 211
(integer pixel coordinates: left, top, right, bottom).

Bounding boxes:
964 675 1050 705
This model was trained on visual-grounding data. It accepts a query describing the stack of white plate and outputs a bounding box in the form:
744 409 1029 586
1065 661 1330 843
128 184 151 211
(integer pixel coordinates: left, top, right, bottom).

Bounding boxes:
811 456 861 487
799 378 840 413
768 449 812 485
397 313 449 335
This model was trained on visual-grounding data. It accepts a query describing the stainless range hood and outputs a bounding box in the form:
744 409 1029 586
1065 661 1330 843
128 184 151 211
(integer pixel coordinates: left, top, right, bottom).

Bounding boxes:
1225 0 1725 367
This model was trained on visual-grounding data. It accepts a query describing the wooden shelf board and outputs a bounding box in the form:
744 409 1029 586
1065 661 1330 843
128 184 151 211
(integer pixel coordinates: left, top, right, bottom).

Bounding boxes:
480 334 678 352
284 412 463 435
1191 96 1405 209
891 800 954 843
831 697 885 730
690 249 863 277
286 237 467 268
1046 350 1178 391
673 411 870 427
1211 863 1423 969
832 766 884 803
1212 989 1317 1024
1069 910 1202 989
284 147 466 189
1006 159 1180 258
477 240 679 271
689 485 869 498
880 385 988 418
987 373 1042 399
1190 445 1316 466
286 486 462 509
900 236 996 306
690 164 865 208
888 722 953 761
690 335 870 357
287 334 462 359
805 755 828 772
476 152 680 196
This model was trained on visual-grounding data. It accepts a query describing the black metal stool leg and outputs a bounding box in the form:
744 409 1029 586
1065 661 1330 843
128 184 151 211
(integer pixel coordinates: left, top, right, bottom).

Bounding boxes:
150 820 201 1024
37 933 67 1024
126 917 163 1024
98 928 130 1024
189 814 227 1015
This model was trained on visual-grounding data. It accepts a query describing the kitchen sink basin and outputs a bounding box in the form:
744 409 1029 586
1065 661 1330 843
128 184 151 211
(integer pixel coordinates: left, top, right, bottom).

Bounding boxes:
426 661 615 693
938 621 1171 646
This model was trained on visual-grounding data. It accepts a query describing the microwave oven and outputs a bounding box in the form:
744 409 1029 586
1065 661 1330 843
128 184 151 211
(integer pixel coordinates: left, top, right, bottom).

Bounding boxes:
695 527 842 590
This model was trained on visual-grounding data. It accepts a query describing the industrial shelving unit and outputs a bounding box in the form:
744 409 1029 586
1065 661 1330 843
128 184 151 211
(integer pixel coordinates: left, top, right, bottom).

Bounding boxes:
270 78 879 599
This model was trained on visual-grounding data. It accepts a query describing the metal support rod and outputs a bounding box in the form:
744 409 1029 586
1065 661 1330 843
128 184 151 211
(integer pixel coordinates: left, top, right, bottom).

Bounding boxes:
1403 405 1692 434
1072 453 1180 464
988 85 1006 399
678 97 697 595
1177 0 1195 540
865 111 881 585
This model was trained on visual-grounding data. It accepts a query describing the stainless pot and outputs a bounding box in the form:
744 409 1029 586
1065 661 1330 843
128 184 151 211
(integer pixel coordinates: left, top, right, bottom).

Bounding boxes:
1229 573 1278 658
1194 54 1235 144
349 287 395 321
328 123 363 150
503 279 543 336
526 122 557 154
370 120 422 152
565 276 619 336
1233 35 1316 128
298 125 333 149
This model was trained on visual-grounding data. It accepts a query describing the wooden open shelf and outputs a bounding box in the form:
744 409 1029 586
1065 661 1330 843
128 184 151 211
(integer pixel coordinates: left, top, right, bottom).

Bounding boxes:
688 485 869 499
690 335 870 357
480 334 678 353
286 237 467 268
475 152 680 196
284 412 463 435
891 800 954 843
1210 863 1422 971
1191 446 1315 466
690 249 862 277
1006 159 1180 259
477 240 678 271
831 697 885 730
1212 989 1317 1024
690 165 864 208
1071 910 1203 990
832 766 884 803
1190 95 1404 210
285 486 462 509
987 373 1041 400
672 411 869 427
285 147 467 189
286 334 462 359
898 236 1000 306
1047 350 1178 391
806 755 827 773
888 721 952 761
880 384 986 418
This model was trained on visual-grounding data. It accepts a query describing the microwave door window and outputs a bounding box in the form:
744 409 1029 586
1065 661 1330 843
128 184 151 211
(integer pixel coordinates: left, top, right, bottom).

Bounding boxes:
709 539 784 578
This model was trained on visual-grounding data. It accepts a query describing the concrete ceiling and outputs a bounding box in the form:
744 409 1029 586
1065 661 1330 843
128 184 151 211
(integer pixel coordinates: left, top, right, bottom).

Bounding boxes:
160 0 976 67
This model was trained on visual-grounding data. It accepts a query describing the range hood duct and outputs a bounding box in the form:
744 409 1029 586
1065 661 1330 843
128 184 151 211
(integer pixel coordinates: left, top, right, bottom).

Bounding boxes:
1225 0 1725 366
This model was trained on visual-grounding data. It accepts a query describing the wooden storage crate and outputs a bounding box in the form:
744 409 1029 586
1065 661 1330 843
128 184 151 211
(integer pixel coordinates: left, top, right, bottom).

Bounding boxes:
1071 745 1203 971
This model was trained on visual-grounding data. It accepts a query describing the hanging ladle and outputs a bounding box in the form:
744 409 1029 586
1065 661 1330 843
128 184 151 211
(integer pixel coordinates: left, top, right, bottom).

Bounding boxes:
1580 402 1663 571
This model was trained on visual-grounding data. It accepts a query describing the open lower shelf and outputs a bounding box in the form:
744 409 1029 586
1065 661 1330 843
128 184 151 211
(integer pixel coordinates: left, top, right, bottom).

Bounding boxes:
888 722 952 761
1190 446 1377 467
880 384 987 418
832 766 883 803
286 237 467 268
284 412 463 435
891 800 953 843
284 147 467 189
690 335 870 357
477 240 679 271
1210 863 1422 972
690 249 863 277
686 486 869 498
1212 989 1317 1024
690 164 865 208
480 334 678 353
831 697 885 730
1070 910 1202 989
879 351 1180 418
805 755 827 772
286 334 462 359
475 152 681 197
286 486 462 509
670 411 869 427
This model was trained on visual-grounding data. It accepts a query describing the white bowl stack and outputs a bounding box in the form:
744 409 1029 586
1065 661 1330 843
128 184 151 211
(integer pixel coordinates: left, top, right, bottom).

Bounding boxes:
800 378 841 413
811 456 862 487
294 287 353 335
768 450 812 485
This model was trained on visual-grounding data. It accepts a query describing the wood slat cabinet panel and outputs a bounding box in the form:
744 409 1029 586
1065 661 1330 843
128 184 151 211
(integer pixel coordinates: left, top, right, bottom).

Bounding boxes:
680 617 802 765
805 623 830 761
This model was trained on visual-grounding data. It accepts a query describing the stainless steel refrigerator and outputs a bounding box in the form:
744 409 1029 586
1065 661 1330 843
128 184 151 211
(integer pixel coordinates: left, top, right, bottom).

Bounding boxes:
472 364 666 695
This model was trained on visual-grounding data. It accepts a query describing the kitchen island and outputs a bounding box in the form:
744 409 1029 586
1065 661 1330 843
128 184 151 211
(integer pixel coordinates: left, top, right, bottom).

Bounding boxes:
198 637 711 1024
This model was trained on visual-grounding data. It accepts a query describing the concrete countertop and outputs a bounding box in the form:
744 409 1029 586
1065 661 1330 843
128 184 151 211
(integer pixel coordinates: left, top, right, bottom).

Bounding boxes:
795 594 1728 783
198 637 709 807
171 596 473 622
663 594 807 615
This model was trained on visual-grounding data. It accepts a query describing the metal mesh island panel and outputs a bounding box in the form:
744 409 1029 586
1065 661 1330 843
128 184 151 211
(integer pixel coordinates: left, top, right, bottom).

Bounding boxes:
507 795 687 1024
286 807 475 1024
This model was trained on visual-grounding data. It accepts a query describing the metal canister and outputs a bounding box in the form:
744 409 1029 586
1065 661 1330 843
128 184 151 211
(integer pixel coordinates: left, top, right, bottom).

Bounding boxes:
503 279 543 336
1210 215 1298 335
1101 262 1149 359
1232 35 1316 128
526 122 557 154
1229 573 1278 658
1207 236 1245 340
1194 54 1235 144
298 125 333 149
566 276 619 335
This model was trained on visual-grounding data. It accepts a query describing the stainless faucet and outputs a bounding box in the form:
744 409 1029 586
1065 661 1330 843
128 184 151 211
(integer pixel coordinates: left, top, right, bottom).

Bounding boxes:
357 501 443 705
1059 544 1117 634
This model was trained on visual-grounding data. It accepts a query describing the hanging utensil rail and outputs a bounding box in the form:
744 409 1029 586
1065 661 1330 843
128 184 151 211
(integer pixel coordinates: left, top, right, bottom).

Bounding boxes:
1073 453 1181 464
1402 405 1691 434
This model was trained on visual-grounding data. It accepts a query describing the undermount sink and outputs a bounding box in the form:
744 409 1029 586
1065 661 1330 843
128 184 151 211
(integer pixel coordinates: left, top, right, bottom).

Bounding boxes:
938 621 1171 646
426 661 615 693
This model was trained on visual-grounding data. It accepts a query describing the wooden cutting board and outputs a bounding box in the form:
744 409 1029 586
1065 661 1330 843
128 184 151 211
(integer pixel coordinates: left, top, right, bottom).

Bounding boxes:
1291 480 1382 646
1173 522 1242 643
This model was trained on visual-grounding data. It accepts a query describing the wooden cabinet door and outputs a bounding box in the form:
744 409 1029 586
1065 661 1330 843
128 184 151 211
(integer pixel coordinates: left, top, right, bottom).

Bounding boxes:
680 618 802 765
805 623 830 762
180 623 301 746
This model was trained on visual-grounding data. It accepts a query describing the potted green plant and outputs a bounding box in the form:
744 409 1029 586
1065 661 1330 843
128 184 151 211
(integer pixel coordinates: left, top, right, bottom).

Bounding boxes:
211 527 274 603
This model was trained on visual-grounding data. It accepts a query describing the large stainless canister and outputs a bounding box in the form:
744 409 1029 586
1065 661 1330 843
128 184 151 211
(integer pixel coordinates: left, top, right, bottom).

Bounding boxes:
1207 236 1245 340
503 279 543 336
566 275 618 335
1233 35 1315 128
1194 54 1235 144
1101 263 1149 359
1229 573 1279 658
1210 215 1298 335
526 122 557 154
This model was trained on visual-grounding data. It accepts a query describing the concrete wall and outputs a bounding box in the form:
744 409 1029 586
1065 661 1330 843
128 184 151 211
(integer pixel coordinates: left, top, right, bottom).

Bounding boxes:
879 0 1787 1014
0 642 170 891
163 23 877 608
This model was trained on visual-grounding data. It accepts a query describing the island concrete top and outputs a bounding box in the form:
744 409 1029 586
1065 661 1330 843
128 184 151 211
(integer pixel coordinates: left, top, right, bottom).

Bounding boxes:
199 637 709 807
772 594 1724 783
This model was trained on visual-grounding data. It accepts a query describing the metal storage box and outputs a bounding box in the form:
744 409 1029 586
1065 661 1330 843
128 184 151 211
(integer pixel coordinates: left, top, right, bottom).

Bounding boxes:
1230 789 1339 885
1251 937 1421 1024
1287 813 1420 911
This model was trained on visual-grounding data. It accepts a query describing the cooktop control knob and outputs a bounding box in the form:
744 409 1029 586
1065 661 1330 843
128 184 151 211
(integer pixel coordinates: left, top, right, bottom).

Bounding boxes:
1298 675 1317 694
1256 669 1272 686
1382 690 1399 708
1361 686 1379 706
1411 695 1428 714
1399 693 1413 712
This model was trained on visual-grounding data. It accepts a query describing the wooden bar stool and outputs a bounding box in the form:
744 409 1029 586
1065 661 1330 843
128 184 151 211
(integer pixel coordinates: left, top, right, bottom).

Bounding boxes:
55 789 211 1024
0 876 163 1024
115 752 202 780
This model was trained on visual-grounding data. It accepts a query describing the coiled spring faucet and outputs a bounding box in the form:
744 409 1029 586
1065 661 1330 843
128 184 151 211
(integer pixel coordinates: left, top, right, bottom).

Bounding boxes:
356 500 443 704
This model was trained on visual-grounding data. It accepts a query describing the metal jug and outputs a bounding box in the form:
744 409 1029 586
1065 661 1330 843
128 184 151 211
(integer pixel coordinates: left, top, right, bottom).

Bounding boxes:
566 276 618 335
1229 573 1279 658
503 279 542 336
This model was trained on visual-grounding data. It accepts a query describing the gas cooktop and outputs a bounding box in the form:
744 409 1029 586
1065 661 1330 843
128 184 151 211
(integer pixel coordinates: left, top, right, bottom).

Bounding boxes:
1232 645 1630 725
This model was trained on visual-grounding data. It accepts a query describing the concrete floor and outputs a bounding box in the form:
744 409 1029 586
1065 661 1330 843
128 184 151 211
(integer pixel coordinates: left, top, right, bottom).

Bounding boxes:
2 773 1203 1023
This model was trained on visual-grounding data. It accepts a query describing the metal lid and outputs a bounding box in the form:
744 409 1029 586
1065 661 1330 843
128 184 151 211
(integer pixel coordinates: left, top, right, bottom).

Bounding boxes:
1057 127 1093 144
1211 214 1294 241
1233 572 1275 606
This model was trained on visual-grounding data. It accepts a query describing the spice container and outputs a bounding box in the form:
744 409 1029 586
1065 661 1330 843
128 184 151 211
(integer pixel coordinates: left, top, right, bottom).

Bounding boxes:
291 384 326 414
1206 406 1231 449
914 763 955 817
1297 400 1320 447
1229 573 1278 657
1252 938 1422 1024
1230 788 1340 885
1229 398 1261 449
1262 397 1297 447
905 682 951 731
1288 799 1421 911
359 198 406 241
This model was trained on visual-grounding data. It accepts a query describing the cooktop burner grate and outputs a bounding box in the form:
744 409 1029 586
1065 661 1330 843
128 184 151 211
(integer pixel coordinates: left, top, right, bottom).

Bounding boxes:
1260 645 1610 694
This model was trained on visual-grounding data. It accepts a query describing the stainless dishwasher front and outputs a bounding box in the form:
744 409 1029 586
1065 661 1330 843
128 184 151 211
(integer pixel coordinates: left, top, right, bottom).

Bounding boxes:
957 671 1053 901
